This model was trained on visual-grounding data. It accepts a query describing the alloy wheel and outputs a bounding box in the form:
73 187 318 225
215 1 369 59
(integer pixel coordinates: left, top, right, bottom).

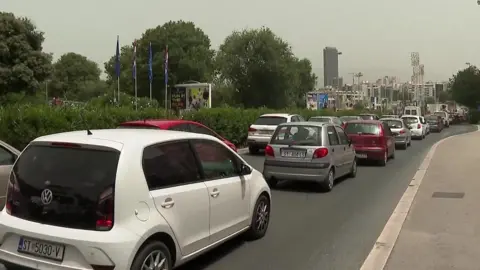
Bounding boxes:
141 250 168 270
255 199 269 233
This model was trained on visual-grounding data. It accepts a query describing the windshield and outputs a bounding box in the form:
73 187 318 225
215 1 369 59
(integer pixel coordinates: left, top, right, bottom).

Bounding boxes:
383 120 403 129
309 117 330 123
344 123 380 135
402 117 418 124
359 115 375 120
254 116 287 125
340 116 359 121
271 125 321 146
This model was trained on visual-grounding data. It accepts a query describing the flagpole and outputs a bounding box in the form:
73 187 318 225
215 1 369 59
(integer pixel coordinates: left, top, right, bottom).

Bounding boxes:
135 77 138 110
115 35 120 104
164 44 168 111
149 42 153 101
133 39 138 111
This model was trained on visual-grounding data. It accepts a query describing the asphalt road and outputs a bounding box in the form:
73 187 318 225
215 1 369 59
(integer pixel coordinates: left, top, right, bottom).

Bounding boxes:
178 124 476 270
0 125 475 270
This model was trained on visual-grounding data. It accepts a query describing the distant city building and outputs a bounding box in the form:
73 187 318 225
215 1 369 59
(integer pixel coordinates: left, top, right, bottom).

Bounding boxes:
323 47 340 87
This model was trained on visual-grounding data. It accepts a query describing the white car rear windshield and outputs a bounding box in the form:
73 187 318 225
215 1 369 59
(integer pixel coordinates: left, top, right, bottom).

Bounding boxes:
403 117 418 124
383 120 403 129
308 117 330 123
254 116 287 125
344 123 380 135
271 125 322 146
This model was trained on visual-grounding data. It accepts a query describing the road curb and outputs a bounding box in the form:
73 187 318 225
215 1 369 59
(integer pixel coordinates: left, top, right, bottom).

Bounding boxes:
359 125 480 270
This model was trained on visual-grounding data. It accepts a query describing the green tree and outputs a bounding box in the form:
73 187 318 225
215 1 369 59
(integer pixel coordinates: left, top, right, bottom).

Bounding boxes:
0 12 52 95
104 20 215 104
49 52 102 99
290 58 317 107
450 65 480 108
216 27 297 108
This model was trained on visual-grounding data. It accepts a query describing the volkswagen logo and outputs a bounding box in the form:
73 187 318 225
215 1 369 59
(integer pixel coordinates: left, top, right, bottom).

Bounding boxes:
40 189 53 205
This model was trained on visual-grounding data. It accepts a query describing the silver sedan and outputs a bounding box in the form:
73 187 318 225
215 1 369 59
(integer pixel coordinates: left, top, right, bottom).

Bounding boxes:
380 118 412 149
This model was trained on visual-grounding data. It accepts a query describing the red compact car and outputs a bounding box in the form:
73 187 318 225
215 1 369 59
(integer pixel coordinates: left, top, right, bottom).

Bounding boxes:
118 119 237 152
343 120 395 166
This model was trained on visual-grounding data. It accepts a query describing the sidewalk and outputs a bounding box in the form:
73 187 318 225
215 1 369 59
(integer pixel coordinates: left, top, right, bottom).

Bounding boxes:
384 130 480 270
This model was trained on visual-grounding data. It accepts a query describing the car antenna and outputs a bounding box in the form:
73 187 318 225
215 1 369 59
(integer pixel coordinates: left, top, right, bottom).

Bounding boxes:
87 129 93 135
79 110 93 135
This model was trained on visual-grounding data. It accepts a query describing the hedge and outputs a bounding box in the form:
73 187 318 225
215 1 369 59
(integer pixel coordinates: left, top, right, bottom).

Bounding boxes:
0 105 380 150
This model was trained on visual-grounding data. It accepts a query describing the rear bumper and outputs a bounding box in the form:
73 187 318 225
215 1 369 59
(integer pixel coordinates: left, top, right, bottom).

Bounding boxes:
263 160 330 182
410 129 423 137
354 146 385 161
247 136 271 148
0 212 140 270
394 135 408 144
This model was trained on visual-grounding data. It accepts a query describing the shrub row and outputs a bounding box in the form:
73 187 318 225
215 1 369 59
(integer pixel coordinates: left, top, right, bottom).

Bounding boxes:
0 105 379 150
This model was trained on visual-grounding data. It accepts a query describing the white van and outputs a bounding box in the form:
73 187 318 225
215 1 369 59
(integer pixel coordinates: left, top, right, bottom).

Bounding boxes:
404 106 422 116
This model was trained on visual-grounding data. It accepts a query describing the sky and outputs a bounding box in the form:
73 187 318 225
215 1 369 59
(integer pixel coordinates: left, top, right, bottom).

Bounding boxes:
3 0 480 85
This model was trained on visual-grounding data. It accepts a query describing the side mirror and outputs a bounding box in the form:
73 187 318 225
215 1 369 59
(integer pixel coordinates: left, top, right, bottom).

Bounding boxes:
240 164 252 175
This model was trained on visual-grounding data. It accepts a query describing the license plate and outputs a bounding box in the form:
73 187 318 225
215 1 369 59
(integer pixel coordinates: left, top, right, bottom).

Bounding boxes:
18 237 65 261
356 153 367 159
281 150 306 158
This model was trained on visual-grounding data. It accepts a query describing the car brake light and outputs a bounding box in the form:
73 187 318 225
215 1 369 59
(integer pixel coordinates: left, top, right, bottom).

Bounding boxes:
50 142 81 148
248 127 257 132
5 173 20 215
265 145 274 157
96 186 114 231
399 130 405 134
417 124 421 129
313 148 328 158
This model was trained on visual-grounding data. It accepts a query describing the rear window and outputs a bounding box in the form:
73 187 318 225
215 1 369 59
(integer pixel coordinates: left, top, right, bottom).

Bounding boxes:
271 125 322 146
344 123 380 135
383 120 403 129
402 117 418 124
10 144 120 230
340 116 359 121
254 116 287 125
426 116 438 122
309 117 330 123
359 115 375 120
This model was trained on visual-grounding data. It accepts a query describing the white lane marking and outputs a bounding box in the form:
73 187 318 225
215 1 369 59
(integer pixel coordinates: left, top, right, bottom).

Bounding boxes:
359 125 480 270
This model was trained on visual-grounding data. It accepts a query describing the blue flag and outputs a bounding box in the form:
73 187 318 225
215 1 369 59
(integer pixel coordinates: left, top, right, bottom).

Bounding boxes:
148 42 153 83
115 36 120 78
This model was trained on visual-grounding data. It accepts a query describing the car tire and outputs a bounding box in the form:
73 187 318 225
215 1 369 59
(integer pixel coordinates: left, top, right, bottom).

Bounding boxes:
248 146 259 154
379 151 387 166
245 194 270 240
131 241 173 270
320 168 335 191
348 159 357 178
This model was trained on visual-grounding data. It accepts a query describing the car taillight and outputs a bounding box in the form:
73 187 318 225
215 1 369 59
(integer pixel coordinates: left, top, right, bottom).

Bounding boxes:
313 148 329 158
248 127 257 132
399 130 405 134
5 172 20 215
417 124 421 129
265 145 274 157
96 186 114 231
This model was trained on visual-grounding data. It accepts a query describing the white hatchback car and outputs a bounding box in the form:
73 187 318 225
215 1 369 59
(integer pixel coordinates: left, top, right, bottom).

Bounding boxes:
0 129 271 270
401 115 426 139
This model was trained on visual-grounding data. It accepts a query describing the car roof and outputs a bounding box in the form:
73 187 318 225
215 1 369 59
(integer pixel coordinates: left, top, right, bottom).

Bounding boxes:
120 119 199 129
310 116 336 119
359 113 377 116
278 121 326 127
380 118 402 121
33 129 218 151
260 113 291 117
401 115 420 118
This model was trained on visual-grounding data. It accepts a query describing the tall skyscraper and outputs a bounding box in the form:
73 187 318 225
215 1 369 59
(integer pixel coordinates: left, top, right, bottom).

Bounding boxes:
323 47 340 87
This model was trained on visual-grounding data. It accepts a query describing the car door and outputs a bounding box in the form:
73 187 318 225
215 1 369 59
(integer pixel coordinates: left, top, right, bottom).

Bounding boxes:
168 123 192 132
144 141 210 256
382 122 395 155
191 139 251 244
334 126 353 175
0 144 19 196
326 126 345 175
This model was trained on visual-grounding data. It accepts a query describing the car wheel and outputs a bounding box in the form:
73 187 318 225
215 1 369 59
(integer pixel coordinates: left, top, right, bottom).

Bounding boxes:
379 151 387 166
320 169 335 191
245 194 270 240
348 159 357 178
248 146 259 154
131 241 172 270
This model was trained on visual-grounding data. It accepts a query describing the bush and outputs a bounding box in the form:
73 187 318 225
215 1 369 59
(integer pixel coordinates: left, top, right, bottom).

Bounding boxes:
0 105 379 150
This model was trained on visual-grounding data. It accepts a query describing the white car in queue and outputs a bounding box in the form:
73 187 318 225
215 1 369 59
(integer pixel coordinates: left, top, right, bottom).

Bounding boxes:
0 129 271 270
401 115 426 139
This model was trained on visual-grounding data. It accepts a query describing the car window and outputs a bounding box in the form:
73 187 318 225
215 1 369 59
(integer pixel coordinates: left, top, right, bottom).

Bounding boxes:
344 123 381 135
334 127 349 145
189 124 218 138
168 123 191 132
271 125 321 146
142 141 201 190
327 126 339 145
382 123 392 136
290 116 298 122
0 146 14 166
405 110 411 115
420 117 426 124
254 116 288 125
411 110 417 115
297 115 305 121
192 140 240 180
402 117 418 124
309 117 331 123
333 118 343 125
359 115 374 120
383 120 403 129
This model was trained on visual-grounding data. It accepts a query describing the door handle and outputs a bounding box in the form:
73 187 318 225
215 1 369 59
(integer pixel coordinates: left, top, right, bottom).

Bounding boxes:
210 188 220 198
160 198 175 208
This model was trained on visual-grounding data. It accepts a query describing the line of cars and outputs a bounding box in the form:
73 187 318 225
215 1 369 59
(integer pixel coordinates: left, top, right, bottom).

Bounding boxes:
247 112 449 192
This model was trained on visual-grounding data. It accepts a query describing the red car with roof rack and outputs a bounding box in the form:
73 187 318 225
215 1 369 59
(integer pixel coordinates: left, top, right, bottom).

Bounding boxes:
343 120 395 166
118 119 237 152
